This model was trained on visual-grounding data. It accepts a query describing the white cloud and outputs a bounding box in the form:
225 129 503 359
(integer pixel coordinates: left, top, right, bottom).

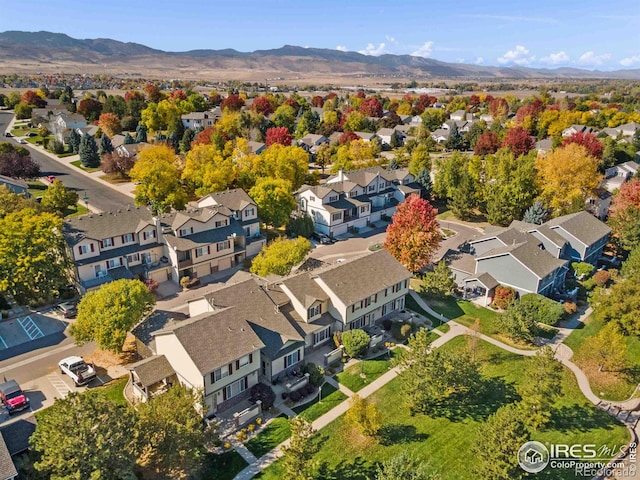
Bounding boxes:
358 42 387 56
541 51 569 65
336 45 348 52
497 45 534 65
385 35 399 45
620 55 640 67
411 41 434 58
456 58 466 63
577 51 612 66
474 57 484 64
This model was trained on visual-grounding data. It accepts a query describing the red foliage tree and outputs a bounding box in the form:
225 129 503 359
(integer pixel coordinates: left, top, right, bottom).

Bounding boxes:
221 94 245 112
515 98 545 124
358 97 383 118
325 92 338 100
561 132 604 159
474 131 501 156
493 285 516 309
0 151 41 179
501 126 535 157
208 92 222 106
98 113 122 137
338 131 360 144
311 96 324 108
284 97 300 113
489 97 509 119
20 90 46 108
355 90 366 99
265 127 292 147
144 84 163 103
125 90 145 103
384 194 442 272
192 127 216 146
77 98 103 122
414 94 435 115
169 89 187 102
101 152 135 177
252 96 274 116
469 95 481 108
610 179 640 215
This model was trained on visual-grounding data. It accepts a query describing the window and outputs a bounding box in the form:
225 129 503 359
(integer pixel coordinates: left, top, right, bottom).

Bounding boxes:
179 227 193 237
126 253 139 263
215 220 228 228
94 264 105 277
244 208 255 217
329 195 338 202
224 377 248 400
309 196 316 202
106 258 122 269
101 238 113 248
238 354 251 368
307 304 321 318
352 301 361 312
245 227 251 236
212 364 231 383
196 246 210 257
78 244 94 255
368 185 375 192
141 252 151 264
284 350 301 368
217 240 230 252
142 230 156 240
122 233 134 244
331 213 342 222
350 317 366 330
360 205 367 214
313 327 331 345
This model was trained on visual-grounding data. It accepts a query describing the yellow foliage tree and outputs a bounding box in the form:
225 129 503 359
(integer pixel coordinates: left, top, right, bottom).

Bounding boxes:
182 144 236 197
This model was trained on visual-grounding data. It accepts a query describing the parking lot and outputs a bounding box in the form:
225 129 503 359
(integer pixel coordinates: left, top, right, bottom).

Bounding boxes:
0 312 67 352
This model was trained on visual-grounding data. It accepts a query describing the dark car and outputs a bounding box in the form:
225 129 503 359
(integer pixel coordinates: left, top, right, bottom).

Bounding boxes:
312 232 334 245
56 302 77 318
25 132 37 137
0 379 30 414
4 132 12 137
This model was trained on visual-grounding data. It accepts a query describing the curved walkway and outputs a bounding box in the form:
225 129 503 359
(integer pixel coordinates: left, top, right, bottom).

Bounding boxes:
233 290 638 480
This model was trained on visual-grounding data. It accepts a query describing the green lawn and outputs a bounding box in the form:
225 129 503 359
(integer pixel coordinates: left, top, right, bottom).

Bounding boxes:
564 314 640 401
335 349 404 392
70 159 101 173
94 376 128 407
255 337 629 480
198 450 248 480
27 181 47 198
292 383 348 422
244 415 291 459
405 293 443 326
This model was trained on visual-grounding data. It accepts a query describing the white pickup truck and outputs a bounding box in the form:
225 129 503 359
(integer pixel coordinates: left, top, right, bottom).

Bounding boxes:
58 356 97 386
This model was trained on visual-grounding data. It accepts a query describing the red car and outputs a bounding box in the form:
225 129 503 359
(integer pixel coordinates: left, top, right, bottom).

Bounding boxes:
46 175 56 183
0 379 30 415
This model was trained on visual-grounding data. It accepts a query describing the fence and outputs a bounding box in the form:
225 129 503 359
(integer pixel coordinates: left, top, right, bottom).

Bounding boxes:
233 400 262 427
286 373 310 393
323 346 344 366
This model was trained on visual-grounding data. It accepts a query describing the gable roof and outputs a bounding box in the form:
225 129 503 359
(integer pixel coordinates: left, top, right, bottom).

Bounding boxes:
63 207 152 246
316 249 411 305
545 211 611 246
508 220 567 249
197 188 255 212
0 415 36 457
127 355 175 387
163 219 245 251
281 273 330 308
0 174 28 190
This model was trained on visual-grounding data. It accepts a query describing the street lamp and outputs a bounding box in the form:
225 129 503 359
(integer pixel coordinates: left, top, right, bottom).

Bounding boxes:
83 192 89 210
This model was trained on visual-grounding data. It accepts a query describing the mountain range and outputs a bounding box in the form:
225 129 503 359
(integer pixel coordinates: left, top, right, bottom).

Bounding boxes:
1 30 639 81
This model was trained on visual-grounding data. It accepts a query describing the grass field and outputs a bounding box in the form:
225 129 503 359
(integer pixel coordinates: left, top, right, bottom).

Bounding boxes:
245 415 291 459
198 451 248 480
94 377 128 407
70 159 101 173
292 383 348 422
335 351 398 392
255 336 629 480
564 314 640 401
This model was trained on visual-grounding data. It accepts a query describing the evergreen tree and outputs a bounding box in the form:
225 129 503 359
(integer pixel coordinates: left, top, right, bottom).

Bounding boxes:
123 132 135 145
67 129 81 154
99 134 114 156
135 123 148 143
416 167 432 199
449 172 475 220
445 122 463 151
78 134 100 168
180 129 196 154
387 158 399 170
522 200 548 224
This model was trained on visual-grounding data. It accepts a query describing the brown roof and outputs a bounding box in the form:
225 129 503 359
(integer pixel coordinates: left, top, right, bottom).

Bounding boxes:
63 206 151 246
316 249 411 306
127 355 175 388
197 188 255 212
0 434 16 480
281 274 330 308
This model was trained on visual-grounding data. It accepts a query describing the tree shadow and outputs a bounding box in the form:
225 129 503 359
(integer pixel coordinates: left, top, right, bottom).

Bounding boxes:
378 424 429 446
621 364 640 385
315 457 376 480
547 404 617 433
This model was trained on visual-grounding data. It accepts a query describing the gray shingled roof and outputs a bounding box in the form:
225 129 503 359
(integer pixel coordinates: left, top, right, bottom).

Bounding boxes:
477 238 567 279
198 188 255 212
466 272 500 290
0 415 36 456
163 220 245 251
64 207 151 246
316 250 411 306
0 434 16 480
545 211 611 246
281 274 330 308
127 355 176 388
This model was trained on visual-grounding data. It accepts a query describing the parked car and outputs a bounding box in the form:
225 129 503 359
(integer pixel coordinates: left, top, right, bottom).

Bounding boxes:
58 356 96 386
4 132 12 137
17 138 27 144
312 232 334 245
56 302 77 318
0 379 30 414
46 175 56 183
25 132 37 137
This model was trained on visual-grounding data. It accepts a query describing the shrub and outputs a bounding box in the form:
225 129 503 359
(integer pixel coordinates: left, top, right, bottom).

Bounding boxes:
236 430 247 442
571 261 595 279
281 392 288 400
592 270 610 287
50 139 65 154
305 383 316 396
563 302 577 315
493 285 516 309
250 383 276 410
519 293 565 326
333 331 342 348
143 278 159 293
248 424 255 433
581 278 597 291
256 417 262 425
180 276 191 289
391 322 412 341
382 318 392 331
341 329 370 358
303 363 324 387
223 442 232 450
288 390 301 402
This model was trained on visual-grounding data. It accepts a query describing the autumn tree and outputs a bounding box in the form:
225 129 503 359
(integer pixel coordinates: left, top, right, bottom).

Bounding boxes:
265 126 293 147
249 178 296 228
79 133 100 168
98 112 122 136
71 279 155 352
20 89 46 107
221 93 245 112
359 97 383 117
314 143 332 173
41 180 78 215
562 131 603 159
345 394 382 437
590 279 640 335
536 143 602 216
77 97 102 122
384 194 442 272
252 144 310 190
251 95 274 116
249 236 311 276
281 418 319 480
181 144 235 197
101 152 135 178
31 392 138 480
488 97 509 121
579 322 628 373
474 131 500 156
0 209 69 303
608 179 640 251
420 260 457 298
621 247 640 280
501 126 535 157
0 151 40 178
271 104 296 131
0 185 41 218
295 109 320 138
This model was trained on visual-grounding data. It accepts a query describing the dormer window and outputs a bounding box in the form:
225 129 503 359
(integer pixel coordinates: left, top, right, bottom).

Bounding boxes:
101 238 113 248
179 227 193 237
329 195 338 202
122 233 134 244
308 304 321 318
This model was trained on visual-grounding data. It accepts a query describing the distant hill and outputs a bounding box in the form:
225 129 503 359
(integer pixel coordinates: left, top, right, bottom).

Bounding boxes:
1 30 639 80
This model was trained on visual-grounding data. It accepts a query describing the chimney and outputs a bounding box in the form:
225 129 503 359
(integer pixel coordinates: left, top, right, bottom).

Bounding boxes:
153 216 162 242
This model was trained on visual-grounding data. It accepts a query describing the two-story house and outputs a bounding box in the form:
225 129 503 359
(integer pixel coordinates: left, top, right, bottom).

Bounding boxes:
196 188 266 257
181 110 221 130
545 211 611 264
296 167 421 237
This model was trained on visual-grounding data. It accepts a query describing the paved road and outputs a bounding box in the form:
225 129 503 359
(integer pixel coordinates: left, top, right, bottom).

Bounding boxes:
0 111 133 212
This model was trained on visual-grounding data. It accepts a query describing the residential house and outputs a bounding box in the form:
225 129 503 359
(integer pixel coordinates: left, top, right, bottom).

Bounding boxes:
442 120 472 133
618 122 640 138
376 127 404 147
430 128 450 143
297 134 329 155
0 434 16 480
31 105 68 126
0 416 36 480
196 188 266 257
545 211 611 264
126 355 178 403
247 141 266 155
76 125 100 138
51 112 87 131
328 131 343 145
353 132 379 142
115 142 149 159
132 250 411 414
181 110 220 130
535 138 553 154
562 125 598 137
586 188 613 220
0 175 29 196
603 160 639 192
296 167 420 237
450 110 467 121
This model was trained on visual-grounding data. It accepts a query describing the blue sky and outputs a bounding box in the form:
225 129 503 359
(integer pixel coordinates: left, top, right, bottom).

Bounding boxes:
2 0 639 70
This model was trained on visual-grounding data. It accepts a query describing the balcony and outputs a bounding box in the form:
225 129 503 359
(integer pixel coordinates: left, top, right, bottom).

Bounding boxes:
178 258 193 268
